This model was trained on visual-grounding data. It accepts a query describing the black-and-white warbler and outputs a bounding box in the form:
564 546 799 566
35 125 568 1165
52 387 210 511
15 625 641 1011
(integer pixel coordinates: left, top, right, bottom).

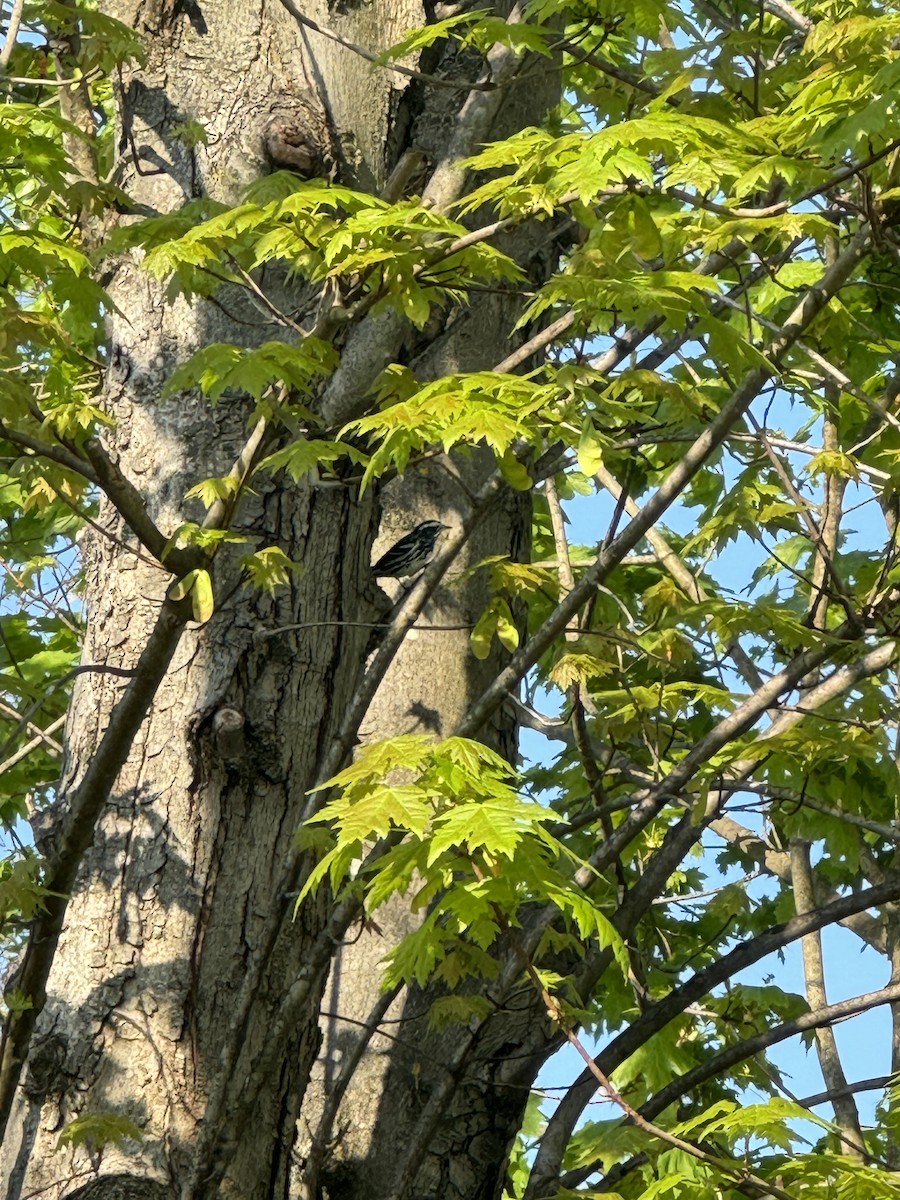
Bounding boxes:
372 519 450 579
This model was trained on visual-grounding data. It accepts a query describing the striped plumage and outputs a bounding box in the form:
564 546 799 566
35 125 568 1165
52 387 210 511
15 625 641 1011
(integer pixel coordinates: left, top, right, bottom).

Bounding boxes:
372 520 450 579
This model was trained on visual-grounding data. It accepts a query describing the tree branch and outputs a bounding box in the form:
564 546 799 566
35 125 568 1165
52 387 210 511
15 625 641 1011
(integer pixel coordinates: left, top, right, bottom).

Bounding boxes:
524 878 900 1198
791 840 866 1158
457 228 871 743
764 0 813 34
0 0 24 70
562 995 899 1191
0 421 201 577
80 435 201 575
0 714 65 777
219 231 876 1191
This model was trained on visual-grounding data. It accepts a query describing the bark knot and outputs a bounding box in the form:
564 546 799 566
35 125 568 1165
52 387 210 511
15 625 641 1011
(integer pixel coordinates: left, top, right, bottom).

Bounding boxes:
263 120 325 179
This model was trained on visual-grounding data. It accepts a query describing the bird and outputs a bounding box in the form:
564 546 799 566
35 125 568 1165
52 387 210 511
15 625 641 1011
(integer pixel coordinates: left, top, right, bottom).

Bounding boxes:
372 520 450 579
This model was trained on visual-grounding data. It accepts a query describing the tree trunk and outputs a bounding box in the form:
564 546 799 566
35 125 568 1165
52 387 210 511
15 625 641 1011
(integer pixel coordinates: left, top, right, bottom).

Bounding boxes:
0 3 558 1198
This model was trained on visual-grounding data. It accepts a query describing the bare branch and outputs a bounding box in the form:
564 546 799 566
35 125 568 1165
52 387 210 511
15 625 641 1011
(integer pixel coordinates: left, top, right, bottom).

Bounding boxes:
558 1023 797 1200
791 840 866 1159
493 311 576 374
796 840 868 1156
798 1076 892 1111
0 422 98 483
794 794 900 841
764 0 813 34
0 700 64 753
80 436 201 575
746 407 855 622
713 812 886 951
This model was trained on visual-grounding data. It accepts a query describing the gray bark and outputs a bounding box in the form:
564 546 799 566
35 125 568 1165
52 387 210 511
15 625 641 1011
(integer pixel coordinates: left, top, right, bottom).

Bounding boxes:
0 3 558 1198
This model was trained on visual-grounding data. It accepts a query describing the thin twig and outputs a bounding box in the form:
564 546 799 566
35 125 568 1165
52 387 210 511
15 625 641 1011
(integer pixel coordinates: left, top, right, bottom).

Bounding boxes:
0 700 64 752
745 408 857 624
0 559 80 635
562 1022 798 1200
276 0 493 92
0 663 138 767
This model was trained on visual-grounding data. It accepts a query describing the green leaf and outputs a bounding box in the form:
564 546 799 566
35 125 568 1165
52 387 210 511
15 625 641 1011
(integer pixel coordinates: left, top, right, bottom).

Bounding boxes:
259 438 365 483
165 339 338 402
467 15 555 56
498 451 533 490
169 570 200 602
426 994 493 1029
373 10 490 64
627 195 663 258
0 856 56 924
470 599 519 658
240 546 300 593
577 422 605 476
163 522 247 558
494 599 519 653
57 1112 144 1151
184 475 241 507
428 794 551 862
191 570 215 623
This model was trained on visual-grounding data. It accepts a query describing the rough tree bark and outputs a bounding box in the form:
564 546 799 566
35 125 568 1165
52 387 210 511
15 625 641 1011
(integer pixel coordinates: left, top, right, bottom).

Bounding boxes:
0 2 559 1198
